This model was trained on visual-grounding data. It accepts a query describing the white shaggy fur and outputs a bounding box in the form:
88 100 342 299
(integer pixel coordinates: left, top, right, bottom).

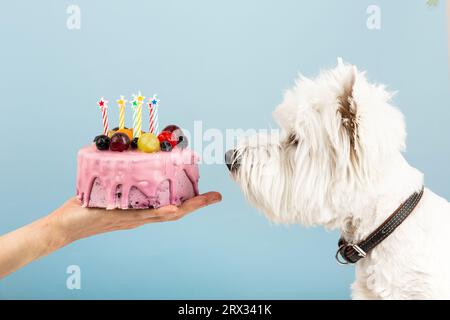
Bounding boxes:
230 59 450 299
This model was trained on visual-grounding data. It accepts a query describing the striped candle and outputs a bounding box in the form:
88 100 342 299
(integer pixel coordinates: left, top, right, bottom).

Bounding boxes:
136 104 142 138
117 96 126 129
97 98 109 135
148 104 155 133
131 100 141 139
131 92 145 139
149 94 160 134
137 92 145 138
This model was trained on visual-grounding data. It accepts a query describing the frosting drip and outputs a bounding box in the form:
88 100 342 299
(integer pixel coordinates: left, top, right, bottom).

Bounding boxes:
76 145 199 209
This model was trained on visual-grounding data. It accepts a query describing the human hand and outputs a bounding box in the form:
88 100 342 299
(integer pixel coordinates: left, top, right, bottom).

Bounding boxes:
49 192 222 249
0 192 221 278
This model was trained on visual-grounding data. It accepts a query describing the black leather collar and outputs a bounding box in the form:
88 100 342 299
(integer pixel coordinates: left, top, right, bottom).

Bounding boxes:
336 186 424 264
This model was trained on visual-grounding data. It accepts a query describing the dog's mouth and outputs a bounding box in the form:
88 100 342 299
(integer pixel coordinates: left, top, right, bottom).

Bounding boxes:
225 149 241 172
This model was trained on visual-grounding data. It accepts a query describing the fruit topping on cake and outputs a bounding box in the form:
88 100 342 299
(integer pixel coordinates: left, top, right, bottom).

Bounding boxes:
94 135 111 151
161 125 188 149
93 94 189 153
109 132 131 152
130 137 139 150
137 133 160 153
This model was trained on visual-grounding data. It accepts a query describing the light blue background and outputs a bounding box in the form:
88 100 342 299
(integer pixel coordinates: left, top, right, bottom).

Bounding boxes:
0 0 448 299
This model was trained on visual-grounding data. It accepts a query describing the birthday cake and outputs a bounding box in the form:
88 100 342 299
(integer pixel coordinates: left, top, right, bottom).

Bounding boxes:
76 94 199 210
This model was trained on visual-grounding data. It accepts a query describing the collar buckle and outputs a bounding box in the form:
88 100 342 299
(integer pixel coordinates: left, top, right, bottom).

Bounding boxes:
335 243 367 265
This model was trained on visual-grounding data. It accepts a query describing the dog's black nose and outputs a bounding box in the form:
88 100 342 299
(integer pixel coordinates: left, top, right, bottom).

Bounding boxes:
225 149 240 172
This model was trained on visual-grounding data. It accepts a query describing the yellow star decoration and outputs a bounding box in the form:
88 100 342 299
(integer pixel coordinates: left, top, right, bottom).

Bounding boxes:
136 91 145 104
117 95 127 107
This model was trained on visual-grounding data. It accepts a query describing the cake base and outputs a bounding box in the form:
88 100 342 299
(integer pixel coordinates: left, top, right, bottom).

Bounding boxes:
76 145 199 210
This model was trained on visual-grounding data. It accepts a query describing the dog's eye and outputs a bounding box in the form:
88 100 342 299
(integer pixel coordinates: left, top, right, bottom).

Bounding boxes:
286 133 299 146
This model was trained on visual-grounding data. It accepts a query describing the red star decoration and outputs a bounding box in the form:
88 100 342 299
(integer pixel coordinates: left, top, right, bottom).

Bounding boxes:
98 100 104 107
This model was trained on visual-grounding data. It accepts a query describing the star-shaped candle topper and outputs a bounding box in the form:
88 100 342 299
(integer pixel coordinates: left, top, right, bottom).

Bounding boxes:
136 91 145 104
97 97 108 109
117 95 127 107
149 94 160 107
130 94 138 108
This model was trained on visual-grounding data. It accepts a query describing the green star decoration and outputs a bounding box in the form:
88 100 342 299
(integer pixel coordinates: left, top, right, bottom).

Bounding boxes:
427 0 439 6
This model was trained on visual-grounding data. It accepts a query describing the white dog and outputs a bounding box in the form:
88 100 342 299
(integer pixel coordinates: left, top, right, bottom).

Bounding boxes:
226 59 450 299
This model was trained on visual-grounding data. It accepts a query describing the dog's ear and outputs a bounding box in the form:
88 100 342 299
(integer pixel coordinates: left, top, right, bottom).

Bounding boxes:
337 66 358 151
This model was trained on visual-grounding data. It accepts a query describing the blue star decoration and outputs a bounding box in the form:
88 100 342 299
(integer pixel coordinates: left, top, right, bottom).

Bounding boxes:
150 94 160 107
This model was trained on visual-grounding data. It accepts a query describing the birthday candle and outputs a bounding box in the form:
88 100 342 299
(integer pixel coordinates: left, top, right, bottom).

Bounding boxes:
149 94 160 134
117 96 127 130
148 103 154 133
97 97 109 135
131 99 139 139
132 91 145 139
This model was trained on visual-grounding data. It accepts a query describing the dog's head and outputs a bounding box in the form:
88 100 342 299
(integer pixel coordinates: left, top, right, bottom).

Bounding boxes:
226 59 406 228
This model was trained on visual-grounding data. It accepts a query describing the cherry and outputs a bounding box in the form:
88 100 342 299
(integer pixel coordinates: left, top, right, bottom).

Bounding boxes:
110 133 130 152
162 125 180 133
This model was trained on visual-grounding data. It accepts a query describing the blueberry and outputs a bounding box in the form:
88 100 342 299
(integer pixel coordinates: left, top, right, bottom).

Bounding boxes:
160 140 173 152
177 135 188 149
94 135 110 151
130 137 139 149
93 135 102 143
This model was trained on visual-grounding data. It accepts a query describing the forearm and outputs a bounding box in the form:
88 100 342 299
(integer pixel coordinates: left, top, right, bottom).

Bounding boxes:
0 214 67 279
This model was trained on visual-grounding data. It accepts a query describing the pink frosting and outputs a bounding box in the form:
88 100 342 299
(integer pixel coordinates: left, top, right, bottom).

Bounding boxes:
76 145 199 209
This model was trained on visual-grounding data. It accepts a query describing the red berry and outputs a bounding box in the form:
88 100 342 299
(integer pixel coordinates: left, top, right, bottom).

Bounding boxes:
157 131 177 147
110 133 130 152
162 125 188 148
162 125 180 133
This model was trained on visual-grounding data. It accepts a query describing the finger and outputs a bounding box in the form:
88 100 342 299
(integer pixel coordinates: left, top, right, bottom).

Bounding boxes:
139 192 221 222
138 192 221 219
92 192 221 223
177 192 222 215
